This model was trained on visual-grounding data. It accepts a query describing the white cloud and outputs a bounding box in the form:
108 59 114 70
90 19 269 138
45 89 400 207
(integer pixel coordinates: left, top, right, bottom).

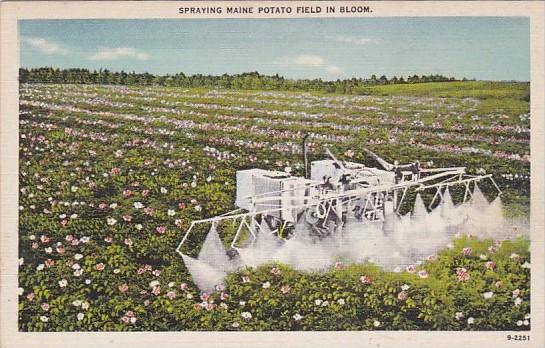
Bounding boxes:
294 55 325 67
89 47 149 61
288 54 341 75
22 36 68 55
332 36 380 45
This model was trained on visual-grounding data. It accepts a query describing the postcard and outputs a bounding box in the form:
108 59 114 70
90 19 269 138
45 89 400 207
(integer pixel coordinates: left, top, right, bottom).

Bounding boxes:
0 1 544 347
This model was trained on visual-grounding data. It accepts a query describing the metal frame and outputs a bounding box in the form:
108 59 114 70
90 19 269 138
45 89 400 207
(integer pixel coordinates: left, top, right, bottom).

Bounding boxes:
176 165 502 256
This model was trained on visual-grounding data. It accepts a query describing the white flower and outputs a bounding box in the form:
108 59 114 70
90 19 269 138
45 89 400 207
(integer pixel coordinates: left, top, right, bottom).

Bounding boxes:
232 322 240 328
19 257 24 266
167 209 176 216
168 282 175 288
241 311 252 320
81 302 89 310
44 247 53 254
262 281 271 289
455 312 464 320
516 320 523 326
314 299 322 306
134 202 144 209
113 268 121 274
70 214 78 219
514 298 523 307
525 314 531 319
479 254 487 260
149 280 160 288
401 284 410 291
292 313 303 321
18 287 24 296
109 203 118 209
160 187 168 194
239 301 246 306
337 298 345 306
483 291 494 299
85 279 91 285
523 320 529 326
107 217 117 225
521 262 531 269
80 236 90 243
467 317 475 325
72 300 82 307
186 293 193 299
74 254 83 260
40 316 49 322
77 313 84 321
58 279 68 287
321 300 329 307
36 264 45 271
28 235 36 240
135 224 143 230
72 263 81 270
373 320 380 327
194 205 202 212
73 269 83 277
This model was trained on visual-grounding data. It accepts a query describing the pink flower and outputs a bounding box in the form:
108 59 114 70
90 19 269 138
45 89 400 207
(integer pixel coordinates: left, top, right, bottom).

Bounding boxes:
280 284 291 294
143 300 150 306
122 215 132 222
31 242 39 249
123 190 133 198
144 264 152 272
65 234 74 242
104 236 113 243
167 291 176 300
151 286 161 296
71 239 80 246
418 270 429 279
334 262 343 270
60 219 68 227
360 275 372 284
45 259 55 268
156 226 166 234
270 267 281 276
405 265 416 273
180 283 188 290
462 247 472 256
200 293 210 301
220 292 229 300
144 207 155 216
205 303 215 311
56 245 65 254
426 255 436 261
495 281 503 288
487 246 497 254
152 269 161 277
512 289 521 298
456 268 470 282
40 235 50 243
95 263 105 271
137 268 145 274
242 276 250 283
26 293 35 302
397 291 408 301
142 189 150 197
485 261 496 270
98 203 108 210
124 238 133 246
118 283 129 293
110 167 121 175
41 303 50 311
178 202 186 209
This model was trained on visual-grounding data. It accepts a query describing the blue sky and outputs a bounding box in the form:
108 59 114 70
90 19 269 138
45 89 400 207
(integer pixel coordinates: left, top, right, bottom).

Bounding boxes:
20 18 529 81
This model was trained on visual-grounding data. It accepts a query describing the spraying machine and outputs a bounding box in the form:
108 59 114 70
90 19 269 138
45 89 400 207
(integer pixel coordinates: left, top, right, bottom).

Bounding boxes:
176 136 502 271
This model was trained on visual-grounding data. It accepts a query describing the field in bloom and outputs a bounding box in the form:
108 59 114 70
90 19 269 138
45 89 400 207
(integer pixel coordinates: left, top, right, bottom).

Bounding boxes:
18 81 530 331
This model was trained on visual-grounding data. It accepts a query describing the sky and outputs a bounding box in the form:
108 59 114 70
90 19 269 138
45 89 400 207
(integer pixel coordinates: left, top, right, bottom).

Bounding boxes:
19 18 529 81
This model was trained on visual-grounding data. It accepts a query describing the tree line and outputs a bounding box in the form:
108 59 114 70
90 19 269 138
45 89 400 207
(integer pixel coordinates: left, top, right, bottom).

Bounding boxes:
19 67 463 94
